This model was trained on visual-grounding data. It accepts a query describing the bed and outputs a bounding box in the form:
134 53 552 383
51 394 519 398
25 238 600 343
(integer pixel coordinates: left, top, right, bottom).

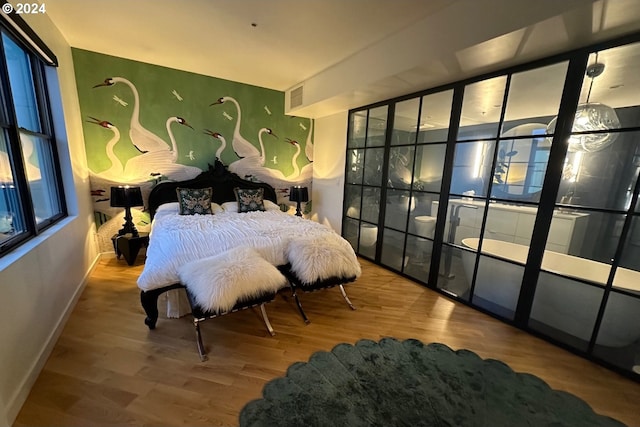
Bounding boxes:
137 160 361 357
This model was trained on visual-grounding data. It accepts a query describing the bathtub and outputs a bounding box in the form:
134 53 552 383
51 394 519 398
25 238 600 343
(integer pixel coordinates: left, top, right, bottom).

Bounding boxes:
461 238 640 347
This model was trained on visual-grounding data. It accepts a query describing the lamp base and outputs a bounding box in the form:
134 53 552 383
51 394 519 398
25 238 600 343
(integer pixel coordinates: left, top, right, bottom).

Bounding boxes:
295 201 302 217
118 207 139 237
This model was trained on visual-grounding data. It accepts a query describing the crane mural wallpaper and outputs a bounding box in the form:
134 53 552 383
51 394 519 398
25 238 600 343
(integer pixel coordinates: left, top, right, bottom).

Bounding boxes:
72 49 313 251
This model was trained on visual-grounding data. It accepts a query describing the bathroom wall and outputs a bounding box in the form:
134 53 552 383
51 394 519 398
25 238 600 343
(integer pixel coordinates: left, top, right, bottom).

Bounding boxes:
73 49 313 250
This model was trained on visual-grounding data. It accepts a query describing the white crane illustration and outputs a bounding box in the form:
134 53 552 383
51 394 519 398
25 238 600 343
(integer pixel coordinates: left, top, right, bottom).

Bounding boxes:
122 117 201 182
210 96 259 159
283 138 313 184
304 119 314 162
94 77 171 154
86 116 123 181
203 129 227 161
228 127 277 179
285 138 302 179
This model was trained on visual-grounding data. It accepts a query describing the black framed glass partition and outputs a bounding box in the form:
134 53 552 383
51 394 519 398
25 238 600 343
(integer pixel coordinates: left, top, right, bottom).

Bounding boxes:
343 34 640 379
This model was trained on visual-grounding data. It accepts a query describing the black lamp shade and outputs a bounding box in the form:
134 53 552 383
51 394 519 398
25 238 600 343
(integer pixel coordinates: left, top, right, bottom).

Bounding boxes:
289 186 309 203
110 186 143 236
110 186 143 208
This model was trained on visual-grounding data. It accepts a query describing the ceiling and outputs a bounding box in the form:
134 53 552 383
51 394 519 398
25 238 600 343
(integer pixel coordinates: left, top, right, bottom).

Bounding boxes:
44 0 455 90
44 0 640 119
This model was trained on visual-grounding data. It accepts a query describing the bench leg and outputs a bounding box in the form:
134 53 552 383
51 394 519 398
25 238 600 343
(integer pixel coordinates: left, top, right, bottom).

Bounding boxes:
290 284 310 324
339 284 356 310
259 304 276 336
194 319 208 362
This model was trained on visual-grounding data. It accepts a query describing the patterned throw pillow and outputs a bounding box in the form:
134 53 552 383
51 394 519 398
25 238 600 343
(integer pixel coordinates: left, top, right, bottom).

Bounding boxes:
234 187 266 213
176 187 214 215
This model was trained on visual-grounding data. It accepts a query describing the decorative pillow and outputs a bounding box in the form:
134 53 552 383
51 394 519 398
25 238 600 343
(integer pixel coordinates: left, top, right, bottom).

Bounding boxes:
176 187 214 215
234 187 266 213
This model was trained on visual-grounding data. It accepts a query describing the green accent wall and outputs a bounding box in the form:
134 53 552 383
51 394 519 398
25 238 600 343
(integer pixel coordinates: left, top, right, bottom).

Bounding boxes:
74 48 312 177
73 49 313 246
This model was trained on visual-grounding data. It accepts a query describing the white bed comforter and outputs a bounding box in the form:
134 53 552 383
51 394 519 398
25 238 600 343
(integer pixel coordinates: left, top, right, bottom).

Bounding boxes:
137 207 361 291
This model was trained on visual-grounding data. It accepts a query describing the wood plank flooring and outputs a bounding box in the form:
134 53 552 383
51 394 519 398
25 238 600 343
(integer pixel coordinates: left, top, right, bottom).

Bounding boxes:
13 255 640 426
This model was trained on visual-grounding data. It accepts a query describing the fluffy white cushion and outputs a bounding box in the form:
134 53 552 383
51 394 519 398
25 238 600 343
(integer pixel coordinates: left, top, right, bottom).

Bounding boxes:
287 233 362 285
177 247 287 312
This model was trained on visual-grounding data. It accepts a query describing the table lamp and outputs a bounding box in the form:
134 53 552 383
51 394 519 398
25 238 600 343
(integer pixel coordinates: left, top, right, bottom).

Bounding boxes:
289 186 309 217
110 185 144 236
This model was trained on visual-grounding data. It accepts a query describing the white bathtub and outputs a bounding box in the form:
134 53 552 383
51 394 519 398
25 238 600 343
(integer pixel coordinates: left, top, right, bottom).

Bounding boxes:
461 238 640 347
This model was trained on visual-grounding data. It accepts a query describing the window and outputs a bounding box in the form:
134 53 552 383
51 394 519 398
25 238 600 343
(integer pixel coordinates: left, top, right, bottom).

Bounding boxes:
0 22 66 255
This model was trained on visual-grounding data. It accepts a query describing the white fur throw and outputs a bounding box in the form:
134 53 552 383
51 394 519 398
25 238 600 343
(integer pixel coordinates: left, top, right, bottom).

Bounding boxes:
287 234 362 285
177 247 287 312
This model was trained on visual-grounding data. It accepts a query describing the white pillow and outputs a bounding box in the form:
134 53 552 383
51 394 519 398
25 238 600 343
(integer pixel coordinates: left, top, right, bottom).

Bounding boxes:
222 199 281 212
156 201 223 215
264 200 282 211
156 202 180 214
221 201 238 212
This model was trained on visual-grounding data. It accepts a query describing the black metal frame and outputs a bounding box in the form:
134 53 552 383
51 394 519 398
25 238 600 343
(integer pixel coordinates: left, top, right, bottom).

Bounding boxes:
0 20 66 256
342 32 640 380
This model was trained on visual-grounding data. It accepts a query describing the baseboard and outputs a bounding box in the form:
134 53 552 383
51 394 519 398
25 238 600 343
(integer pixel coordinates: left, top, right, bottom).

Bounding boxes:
5 253 101 425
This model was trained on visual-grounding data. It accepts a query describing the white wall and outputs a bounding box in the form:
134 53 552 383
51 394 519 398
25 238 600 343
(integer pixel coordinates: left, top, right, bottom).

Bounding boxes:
310 111 348 232
0 12 97 426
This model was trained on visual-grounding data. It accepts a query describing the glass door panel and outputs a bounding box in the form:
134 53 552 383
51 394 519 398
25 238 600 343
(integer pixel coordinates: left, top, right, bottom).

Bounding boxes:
543 212 622 282
384 189 412 231
366 106 388 147
457 77 507 141
473 254 524 320
408 192 439 237
491 131 549 203
614 215 640 293
346 149 364 184
359 222 378 259
413 143 446 193
343 217 359 250
502 61 568 125
344 185 361 219
391 98 419 145
438 244 473 300
404 234 432 281
380 228 406 271
361 187 381 224
530 273 604 351
388 146 415 189
442 198 486 247
593 292 640 372
363 148 385 186
451 140 494 197
483 205 538 249
556 131 640 211
419 90 453 143
347 111 367 148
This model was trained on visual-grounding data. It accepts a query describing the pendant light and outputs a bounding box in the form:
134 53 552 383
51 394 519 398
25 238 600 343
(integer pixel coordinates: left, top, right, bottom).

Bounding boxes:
547 55 621 152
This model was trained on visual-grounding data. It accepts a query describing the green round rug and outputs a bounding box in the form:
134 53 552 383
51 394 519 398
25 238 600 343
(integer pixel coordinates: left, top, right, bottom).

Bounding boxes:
240 338 625 427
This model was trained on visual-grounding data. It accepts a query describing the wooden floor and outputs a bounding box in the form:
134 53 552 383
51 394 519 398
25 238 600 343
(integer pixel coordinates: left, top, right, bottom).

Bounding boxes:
14 255 640 426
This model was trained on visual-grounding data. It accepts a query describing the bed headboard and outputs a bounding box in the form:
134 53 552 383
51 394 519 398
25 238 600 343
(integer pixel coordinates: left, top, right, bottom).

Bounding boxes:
147 160 279 219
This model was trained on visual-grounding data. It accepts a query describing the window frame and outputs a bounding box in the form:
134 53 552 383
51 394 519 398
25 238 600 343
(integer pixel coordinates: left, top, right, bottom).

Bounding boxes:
0 20 67 256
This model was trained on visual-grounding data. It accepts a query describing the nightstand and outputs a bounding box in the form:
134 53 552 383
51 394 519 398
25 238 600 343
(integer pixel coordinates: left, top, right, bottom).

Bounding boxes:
111 232 150 265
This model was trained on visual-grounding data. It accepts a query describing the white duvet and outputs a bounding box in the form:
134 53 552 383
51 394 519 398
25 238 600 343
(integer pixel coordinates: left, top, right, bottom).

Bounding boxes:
137 204 361 291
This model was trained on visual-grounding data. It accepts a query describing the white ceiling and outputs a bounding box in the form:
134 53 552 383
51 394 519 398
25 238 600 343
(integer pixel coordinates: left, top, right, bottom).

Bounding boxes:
44 0 640 119
44 0 455 90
